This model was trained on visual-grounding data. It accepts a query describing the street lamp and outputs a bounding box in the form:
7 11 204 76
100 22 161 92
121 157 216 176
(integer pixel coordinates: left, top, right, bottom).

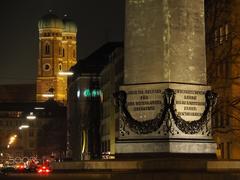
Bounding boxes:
18 125 29 130
7 134 18 148
26 112 36 120
34 107 45 110
42 93 54 98
42 87 55 99
58 71 74 76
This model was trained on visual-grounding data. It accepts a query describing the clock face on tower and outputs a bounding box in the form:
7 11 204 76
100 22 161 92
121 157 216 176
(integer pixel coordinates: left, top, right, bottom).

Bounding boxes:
43 63 51 71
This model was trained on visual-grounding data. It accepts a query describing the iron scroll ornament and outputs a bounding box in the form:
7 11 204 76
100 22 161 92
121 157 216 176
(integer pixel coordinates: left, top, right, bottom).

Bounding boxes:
165 88 217 134
114 88 217 135
113 91 165 134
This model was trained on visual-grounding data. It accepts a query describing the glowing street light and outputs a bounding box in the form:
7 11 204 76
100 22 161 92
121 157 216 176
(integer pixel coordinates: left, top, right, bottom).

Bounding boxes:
58 71 74 76
26 112 36 120
34 107 45 110
9 138 15 145
42 93 54 98
7 134 18 148
18 125 29 130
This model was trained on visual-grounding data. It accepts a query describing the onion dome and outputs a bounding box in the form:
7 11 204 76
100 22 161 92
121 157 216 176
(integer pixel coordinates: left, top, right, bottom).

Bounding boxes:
63 15 77 33
38 11 63 29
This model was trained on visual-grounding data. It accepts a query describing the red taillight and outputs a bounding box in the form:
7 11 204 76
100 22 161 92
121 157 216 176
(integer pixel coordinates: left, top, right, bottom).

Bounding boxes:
37 167 51 174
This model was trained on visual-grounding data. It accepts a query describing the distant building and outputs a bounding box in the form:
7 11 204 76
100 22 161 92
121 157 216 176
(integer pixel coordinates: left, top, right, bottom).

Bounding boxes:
0 12 72 164
0 101 66 163
206 0 240 159
37 12 77 104
67 42 123 160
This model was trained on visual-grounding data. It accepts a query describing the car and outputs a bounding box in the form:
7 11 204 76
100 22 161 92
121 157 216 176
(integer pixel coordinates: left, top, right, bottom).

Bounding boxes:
25 160 39 173
0 166 16 175
36 165 52 174
15 163 26 172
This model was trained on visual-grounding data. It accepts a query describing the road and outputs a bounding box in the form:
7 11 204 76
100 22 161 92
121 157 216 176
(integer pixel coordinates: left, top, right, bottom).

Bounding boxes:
0 172 112 180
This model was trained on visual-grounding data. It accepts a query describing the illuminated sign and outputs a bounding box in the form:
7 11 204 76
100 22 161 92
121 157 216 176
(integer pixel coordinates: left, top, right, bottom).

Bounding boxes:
83 89 101 97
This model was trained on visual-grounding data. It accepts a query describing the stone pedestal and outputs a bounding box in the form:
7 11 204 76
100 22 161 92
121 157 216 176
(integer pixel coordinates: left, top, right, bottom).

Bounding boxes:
116 0 217 156
115 83 216 154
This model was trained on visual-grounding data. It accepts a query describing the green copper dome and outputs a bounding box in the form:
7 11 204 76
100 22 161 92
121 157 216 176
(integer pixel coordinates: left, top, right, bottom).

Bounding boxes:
63 16 77 33
38 12 63 29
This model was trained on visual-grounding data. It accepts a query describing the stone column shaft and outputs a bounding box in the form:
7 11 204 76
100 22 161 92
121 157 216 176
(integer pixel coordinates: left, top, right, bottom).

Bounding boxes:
124 0 206 84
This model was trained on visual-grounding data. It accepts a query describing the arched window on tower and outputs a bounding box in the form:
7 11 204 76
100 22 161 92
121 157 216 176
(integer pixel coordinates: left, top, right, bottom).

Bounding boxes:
62 48 65 57
45 43 50 55
59 63 62 71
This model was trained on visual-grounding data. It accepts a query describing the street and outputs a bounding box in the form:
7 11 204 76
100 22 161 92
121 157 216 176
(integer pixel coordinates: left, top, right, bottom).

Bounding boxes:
2 171 240 180
0 172 112 180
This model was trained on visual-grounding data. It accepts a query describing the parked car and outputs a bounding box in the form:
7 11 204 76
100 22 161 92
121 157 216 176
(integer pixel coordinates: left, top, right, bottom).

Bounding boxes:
36 165 52 174
0 166 16 175
15 163 26 173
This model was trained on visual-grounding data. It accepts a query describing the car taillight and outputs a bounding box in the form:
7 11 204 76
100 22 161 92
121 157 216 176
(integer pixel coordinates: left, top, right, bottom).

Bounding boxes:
37 167 51 174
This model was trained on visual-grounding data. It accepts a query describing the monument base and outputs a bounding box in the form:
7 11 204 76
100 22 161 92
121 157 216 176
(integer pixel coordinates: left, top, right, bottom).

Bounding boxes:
52 159 240 179
115 83 217 156
115 139 216 156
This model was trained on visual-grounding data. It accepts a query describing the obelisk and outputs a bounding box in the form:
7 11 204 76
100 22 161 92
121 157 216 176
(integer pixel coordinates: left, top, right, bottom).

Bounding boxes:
115 0 216 155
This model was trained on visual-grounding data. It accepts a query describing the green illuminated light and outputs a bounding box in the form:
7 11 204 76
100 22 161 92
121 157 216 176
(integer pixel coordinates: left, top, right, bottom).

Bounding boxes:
83 89 91 97
92 89 98 97
83 89 101 97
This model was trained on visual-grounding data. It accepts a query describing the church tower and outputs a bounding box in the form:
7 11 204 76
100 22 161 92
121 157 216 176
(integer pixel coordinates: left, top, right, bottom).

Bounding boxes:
37 12 77 104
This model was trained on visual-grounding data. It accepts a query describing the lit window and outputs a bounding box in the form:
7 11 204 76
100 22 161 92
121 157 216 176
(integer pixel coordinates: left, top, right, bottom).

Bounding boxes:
220 26 224 44
225 24 229 41
83 89 91 97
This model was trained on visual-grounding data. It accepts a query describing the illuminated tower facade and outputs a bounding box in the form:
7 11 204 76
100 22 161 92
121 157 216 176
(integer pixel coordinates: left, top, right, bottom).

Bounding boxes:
37 12 77 104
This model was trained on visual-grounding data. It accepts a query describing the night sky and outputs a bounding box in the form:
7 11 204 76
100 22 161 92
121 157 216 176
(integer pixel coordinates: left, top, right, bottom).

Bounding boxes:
0 0 125 84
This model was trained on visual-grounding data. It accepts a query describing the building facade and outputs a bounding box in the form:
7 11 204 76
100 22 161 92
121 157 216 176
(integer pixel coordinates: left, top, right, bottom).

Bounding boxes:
68 74 101 160
67 42 123 160
0 101 66 164
37 12 77 104
100 47 123 158
206 0 240 159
